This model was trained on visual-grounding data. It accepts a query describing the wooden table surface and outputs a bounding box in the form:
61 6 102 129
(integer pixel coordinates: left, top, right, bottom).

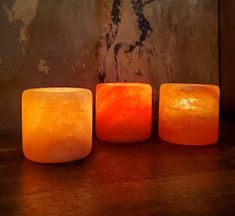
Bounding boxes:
1 120 235 216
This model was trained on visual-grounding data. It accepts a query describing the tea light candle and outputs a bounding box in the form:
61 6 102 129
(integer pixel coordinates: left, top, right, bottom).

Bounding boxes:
22 87 92 163
96 83 152 143
159 83 220 145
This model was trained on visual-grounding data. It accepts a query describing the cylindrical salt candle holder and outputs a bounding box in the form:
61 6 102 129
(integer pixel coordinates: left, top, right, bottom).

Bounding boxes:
22 87 92 163
96 83 152 143
159 83 220 145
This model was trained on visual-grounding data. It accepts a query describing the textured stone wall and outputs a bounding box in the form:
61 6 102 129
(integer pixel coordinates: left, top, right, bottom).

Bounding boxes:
0 0 218 130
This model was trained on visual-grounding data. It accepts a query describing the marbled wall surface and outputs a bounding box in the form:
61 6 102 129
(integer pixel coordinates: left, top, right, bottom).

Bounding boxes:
0 0 218 130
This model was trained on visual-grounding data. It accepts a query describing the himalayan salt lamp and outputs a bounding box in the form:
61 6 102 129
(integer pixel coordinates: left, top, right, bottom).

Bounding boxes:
22 87 92 163
159 83 220 145
96 83 152 143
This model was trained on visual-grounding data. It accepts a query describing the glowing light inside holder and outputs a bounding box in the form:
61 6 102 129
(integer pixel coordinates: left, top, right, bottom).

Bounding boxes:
96 83 152 143
22 87 92 163
159 83 220 145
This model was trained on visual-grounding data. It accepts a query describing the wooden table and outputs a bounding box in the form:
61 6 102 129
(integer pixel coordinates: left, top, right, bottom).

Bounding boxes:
0 120 235 216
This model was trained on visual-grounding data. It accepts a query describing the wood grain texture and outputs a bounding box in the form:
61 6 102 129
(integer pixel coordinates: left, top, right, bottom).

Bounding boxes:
0 120 235 216
0 0 218 130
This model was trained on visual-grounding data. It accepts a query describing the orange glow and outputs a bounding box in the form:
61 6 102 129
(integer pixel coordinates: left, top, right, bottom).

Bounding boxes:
22 87 92 163
159 83 220 145
96 83 152 143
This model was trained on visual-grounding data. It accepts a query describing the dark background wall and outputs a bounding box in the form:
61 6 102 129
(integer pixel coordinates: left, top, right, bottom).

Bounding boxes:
0 0 218 131
220 0 235 119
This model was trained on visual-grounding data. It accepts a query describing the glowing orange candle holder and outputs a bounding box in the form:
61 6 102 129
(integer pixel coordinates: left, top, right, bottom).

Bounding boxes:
22 87 92 163
159 83 220 145
96 83 152 143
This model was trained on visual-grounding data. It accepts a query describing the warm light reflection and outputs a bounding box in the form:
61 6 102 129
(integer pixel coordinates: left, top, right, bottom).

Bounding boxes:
22 87 92 163
178 98 198 110
159 83 220 145
96 83 152 143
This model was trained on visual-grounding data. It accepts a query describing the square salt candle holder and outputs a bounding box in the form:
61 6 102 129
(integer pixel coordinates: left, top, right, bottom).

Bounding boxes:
22 87 92 163
158 83 220 146
96 83 152 143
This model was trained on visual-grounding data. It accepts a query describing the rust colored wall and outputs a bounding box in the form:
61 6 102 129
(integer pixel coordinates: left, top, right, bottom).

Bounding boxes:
0 0 218 130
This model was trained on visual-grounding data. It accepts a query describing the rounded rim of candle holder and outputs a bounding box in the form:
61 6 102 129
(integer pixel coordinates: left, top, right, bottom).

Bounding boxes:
160 83 219 88
23 87 92 94
160 83 220 96
97 82 151 87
